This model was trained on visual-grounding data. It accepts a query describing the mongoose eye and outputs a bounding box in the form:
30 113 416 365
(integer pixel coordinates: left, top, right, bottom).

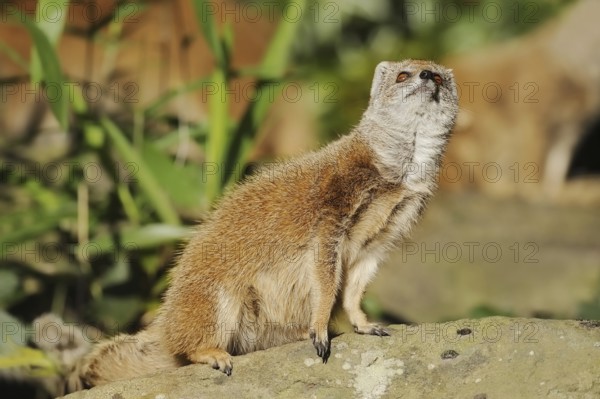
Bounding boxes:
433 74 443 85
396 72 411 83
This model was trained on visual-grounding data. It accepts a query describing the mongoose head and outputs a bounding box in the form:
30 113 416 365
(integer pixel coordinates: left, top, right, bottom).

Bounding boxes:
366 59 458 134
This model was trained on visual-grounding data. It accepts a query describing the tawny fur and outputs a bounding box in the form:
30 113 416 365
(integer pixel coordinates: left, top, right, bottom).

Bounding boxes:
70 325 182 391
73 59 458 390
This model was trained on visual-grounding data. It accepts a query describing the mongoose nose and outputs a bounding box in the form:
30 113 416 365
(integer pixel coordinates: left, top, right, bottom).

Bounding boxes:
419 70 434 80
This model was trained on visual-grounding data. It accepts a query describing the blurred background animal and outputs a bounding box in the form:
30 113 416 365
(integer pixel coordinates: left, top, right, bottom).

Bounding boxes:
442 0 600 203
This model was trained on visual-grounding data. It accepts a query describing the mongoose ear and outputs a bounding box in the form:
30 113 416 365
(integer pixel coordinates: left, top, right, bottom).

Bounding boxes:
370 61 391 100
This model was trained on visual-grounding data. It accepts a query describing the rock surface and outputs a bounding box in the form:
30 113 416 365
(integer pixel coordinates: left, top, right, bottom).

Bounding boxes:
61 317 600 399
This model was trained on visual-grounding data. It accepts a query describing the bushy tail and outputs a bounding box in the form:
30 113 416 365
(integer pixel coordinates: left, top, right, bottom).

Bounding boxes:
31 314 181 395
67 325 182 392
23 313 93 397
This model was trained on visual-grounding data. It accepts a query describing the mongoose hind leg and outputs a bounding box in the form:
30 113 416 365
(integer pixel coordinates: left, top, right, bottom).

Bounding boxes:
190 348 233 376
343 257 389 337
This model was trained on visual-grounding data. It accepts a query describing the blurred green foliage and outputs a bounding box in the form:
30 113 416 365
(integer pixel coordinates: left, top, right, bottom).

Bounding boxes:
0 0 581 376
0 0 304 339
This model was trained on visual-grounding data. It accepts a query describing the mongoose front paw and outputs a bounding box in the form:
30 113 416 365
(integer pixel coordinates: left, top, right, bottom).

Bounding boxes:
310 331 331 363
354 324 390 336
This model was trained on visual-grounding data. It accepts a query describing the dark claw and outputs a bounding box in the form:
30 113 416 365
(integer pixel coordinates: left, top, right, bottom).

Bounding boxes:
223 365 232 376
372 327 390 337
354 325 391 336
212 363 220 370
310 329 331 362
313 339 331 363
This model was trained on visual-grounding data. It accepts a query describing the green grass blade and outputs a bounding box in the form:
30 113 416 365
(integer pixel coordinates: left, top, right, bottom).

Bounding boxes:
100 117 181 226
117 183 141 224
85 223 191 254
256 0 306 78
20 17 69 131
192 0 225 67
204 68 228 202
30 0 68 83
142 141 205 210
223 0 306 186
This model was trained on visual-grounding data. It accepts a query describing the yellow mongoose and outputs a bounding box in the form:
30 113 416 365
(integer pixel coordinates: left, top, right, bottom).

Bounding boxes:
70 59 458 391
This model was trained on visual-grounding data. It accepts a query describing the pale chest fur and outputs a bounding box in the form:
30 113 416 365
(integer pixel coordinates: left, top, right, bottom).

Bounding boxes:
340 184 429 269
